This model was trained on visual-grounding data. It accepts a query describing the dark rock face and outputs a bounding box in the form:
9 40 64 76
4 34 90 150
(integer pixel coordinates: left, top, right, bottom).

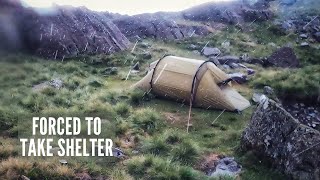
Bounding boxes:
266 47 299 68
113 13 211 41
0 2 130 59
241 99 320 180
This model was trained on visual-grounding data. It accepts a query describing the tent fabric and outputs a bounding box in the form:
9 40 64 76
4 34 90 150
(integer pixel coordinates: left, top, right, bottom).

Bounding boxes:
133 55 250 111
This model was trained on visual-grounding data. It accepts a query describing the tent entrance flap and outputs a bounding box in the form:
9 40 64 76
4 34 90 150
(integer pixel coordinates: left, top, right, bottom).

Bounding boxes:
133 55 250 111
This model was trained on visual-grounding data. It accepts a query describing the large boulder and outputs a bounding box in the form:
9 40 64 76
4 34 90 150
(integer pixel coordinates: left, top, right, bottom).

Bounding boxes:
0 1 130 59
241 99 320 179
266 47 299 68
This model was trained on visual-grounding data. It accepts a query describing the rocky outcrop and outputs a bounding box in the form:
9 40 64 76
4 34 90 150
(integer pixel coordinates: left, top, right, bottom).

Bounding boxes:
113 13 211 41
0 1 130 59
241 99 320 179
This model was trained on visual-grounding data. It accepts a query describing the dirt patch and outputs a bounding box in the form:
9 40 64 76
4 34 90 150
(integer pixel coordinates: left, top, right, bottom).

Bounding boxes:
163 112 188 127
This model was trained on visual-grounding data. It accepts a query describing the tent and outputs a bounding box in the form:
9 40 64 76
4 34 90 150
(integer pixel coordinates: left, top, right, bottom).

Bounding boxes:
133 55 250 112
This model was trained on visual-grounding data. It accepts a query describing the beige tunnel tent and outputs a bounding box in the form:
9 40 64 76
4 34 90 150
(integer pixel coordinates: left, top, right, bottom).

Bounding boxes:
133 55 250 111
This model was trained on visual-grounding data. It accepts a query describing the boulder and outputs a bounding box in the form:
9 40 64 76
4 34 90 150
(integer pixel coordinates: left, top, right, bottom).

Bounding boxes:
201 47 221 57
241 99 320 179
313 32 320 42
266 47 299 68
299 34 308 39
0 2 131 59
228 73 247 84
300 42 309 47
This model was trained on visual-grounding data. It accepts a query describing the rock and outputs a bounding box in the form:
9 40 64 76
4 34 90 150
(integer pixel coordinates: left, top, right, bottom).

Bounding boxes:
252 93 267 103
103 67 118 75
268 42 277 47
299 34 308 39
21 175 30 180
247 68 256 75
112 147 125 158
313 32 320 42
228 73 247 84
230 63 240 69
210 157 242 177
266 47 299 68
59 159 68 165
192 50 200 55
132 62 140 70
49 78 63 89
201 47 221 57
222 64 231 70
221 41 231 49
263 86 274 95
142 52 152 59
0 2 131 59
32 78 63 91
241 99 320 179
300 42 309 47
188 44 198 50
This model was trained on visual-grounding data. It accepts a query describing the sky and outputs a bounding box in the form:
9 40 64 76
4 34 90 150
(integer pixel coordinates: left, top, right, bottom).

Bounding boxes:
21 0 234 15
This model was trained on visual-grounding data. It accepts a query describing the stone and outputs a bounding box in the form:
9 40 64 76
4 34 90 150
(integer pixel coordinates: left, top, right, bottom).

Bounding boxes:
132 62 140 70
263 86 274 95
201 47 221 57
222 64 231 70
228 73 247 84
247 68 255 75
32 78 63 91
313 32 320 42
59 159 68 165
210 157 242 177
192 50 200 55
230 63 239 69
300 42 309 47
266 47 299 68
241 99 320 179
252 93 267 103
299 34 308 39
221 41 231 49
49 78 63 89
112 147 125 158
142 52 152 59
188 44 198 50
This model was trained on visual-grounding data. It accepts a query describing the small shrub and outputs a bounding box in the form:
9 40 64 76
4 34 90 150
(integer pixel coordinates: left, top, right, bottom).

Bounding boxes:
40 87 56 96
131 108 162 134
129 89 145 105
114 102 131 117
127 155 203 180
172 140 200 165
20 93 48 112
141 136 170 155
